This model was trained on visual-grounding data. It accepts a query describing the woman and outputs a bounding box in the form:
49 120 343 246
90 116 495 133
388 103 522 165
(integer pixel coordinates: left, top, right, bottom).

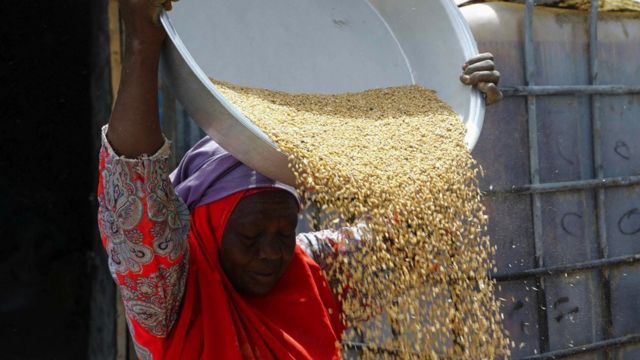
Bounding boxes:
97 1 503 359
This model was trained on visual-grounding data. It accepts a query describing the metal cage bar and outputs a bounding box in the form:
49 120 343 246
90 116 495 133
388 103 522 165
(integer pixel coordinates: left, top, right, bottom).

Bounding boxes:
523 0 551 354
588 1 616 357
491 252 640 282
483 174 640 195
521 333 640 360
502 85 640 96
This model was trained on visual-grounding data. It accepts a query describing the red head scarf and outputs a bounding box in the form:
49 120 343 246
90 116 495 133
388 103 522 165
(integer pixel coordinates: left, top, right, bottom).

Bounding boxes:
162 189 344 359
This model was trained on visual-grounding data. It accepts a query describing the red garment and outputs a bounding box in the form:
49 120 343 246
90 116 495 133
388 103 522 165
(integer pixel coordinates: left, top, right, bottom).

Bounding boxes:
157 190 344 359
97 134 345 359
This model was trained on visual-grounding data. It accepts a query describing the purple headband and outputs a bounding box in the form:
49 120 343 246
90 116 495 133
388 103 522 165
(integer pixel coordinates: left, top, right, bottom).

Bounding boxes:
170 136 299 210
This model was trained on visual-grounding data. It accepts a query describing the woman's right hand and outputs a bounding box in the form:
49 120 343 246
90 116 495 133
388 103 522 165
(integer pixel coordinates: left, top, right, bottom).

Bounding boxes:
119 0 177 49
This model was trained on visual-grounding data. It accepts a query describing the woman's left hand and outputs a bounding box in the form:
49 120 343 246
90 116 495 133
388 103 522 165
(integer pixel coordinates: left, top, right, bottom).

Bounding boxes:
460 53 503 105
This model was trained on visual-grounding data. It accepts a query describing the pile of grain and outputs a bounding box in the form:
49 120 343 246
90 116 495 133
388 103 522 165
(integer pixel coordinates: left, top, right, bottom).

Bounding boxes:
494 0 640 12
557 0 640 12
214 80 510 359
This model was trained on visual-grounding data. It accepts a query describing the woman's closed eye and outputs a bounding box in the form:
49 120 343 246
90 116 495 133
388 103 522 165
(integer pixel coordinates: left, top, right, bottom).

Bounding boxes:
239 229 262 242
278 229 295 238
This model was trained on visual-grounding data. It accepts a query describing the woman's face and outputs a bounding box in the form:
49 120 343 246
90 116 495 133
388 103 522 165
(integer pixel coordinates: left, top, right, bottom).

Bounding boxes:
220 191 299 296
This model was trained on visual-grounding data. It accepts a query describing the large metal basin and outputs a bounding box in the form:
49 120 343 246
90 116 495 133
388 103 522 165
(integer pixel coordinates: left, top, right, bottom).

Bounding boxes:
160 0 483 185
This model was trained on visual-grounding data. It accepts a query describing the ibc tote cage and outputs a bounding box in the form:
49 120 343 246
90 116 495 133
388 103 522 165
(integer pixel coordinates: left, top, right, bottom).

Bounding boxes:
490 1 640 358
157 1 640 358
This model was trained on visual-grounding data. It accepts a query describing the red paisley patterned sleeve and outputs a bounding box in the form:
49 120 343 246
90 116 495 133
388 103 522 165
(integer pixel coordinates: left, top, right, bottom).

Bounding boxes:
96 126 190 352
296 223 368 269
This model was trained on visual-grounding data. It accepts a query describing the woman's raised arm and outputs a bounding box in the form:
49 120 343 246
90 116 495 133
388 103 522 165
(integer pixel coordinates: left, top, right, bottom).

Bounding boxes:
107 0 175 157
97 2 190 357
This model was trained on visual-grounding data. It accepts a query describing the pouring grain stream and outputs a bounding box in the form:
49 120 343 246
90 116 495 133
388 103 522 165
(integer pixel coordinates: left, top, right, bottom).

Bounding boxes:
213 80 511 358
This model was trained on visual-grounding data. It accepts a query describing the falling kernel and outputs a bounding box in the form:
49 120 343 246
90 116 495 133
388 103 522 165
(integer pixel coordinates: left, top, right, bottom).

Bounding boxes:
213 79 510 359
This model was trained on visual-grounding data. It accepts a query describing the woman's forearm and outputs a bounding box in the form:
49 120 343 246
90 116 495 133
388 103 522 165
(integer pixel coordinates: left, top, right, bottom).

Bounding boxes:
106 41 164 158
105 0 171 158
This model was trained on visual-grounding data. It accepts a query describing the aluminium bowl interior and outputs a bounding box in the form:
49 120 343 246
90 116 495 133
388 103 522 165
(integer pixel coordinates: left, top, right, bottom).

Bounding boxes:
159 0 484 186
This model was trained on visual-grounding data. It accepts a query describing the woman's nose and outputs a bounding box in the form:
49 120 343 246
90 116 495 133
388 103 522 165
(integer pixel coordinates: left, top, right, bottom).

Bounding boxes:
256 235 281 260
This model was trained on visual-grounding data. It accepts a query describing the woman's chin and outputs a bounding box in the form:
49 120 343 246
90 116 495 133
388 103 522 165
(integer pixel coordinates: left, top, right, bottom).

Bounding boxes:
240 271 281 296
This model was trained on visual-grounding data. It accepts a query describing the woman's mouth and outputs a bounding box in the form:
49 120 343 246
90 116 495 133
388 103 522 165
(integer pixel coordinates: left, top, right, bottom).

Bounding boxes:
249 268 279 281
252 270 276 277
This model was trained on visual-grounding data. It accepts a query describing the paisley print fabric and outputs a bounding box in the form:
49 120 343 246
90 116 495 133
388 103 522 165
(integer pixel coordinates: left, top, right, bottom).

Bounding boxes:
142 154 191 262
296 222 367 270
120 259 188 337
98 152 152 275
97 126 190 358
